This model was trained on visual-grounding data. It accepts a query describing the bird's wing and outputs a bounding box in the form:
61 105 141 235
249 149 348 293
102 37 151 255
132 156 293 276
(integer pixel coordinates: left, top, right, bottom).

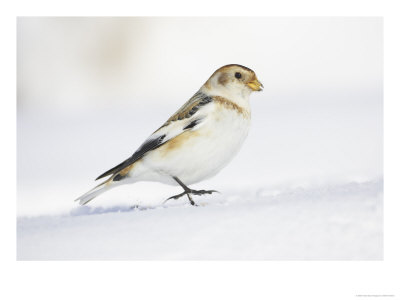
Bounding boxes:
95 91 213 181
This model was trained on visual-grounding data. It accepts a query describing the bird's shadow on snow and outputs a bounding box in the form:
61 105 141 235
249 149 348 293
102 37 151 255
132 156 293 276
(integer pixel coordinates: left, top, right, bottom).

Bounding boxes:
69 204 159 216
69 201 197 217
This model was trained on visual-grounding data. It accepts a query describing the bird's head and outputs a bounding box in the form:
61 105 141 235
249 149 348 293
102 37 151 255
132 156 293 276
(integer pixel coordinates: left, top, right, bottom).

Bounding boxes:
202 64 263 100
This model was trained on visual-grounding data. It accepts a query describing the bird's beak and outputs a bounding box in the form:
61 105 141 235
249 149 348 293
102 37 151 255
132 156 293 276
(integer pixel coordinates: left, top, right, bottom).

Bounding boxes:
247 77 264 91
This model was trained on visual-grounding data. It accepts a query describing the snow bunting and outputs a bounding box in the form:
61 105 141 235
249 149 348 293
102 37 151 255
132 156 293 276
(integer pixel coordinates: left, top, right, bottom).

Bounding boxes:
76 64 263 206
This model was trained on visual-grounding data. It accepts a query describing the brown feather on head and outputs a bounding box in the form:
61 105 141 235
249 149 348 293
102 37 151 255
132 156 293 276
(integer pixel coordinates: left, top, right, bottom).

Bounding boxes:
204 64 263 92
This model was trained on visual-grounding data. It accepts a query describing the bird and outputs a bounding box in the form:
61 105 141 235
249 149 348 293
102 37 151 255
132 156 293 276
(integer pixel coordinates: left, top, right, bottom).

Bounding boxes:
75 64 263 206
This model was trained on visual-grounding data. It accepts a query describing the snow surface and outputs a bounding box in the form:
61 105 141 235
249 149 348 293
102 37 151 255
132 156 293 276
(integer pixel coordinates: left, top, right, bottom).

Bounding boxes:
17 179 382 260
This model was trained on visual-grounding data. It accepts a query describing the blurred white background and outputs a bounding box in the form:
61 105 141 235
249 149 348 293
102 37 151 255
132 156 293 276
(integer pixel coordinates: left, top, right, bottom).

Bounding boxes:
17 17 382 216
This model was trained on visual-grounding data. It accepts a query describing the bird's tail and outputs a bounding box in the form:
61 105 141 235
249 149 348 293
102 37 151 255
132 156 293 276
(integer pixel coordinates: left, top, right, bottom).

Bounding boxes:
75 179 113 205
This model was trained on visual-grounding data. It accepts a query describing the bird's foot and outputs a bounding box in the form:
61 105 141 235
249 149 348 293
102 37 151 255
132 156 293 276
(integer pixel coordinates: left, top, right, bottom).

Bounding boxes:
164 189 219 206
190 189 219 196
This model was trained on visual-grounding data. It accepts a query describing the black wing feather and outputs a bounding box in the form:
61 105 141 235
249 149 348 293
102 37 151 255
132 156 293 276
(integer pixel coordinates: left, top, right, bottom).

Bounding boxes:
183 118 203 130
95 134 166 180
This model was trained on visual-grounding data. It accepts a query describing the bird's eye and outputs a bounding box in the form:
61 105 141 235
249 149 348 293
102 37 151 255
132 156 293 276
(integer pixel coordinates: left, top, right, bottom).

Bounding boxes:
235 72 242 79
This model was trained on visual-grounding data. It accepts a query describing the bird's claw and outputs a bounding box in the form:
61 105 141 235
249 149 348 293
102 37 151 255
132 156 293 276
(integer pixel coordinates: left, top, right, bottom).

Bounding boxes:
164 189 219 205
166 192 186 201
192 189 219 195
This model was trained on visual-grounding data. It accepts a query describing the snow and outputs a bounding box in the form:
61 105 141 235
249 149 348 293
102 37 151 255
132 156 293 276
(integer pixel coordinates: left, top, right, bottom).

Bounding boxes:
17 179 382 260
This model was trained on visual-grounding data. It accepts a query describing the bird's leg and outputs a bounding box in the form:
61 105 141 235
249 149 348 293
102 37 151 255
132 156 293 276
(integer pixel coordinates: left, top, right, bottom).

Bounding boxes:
164 176 219 206
165 177 197 206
